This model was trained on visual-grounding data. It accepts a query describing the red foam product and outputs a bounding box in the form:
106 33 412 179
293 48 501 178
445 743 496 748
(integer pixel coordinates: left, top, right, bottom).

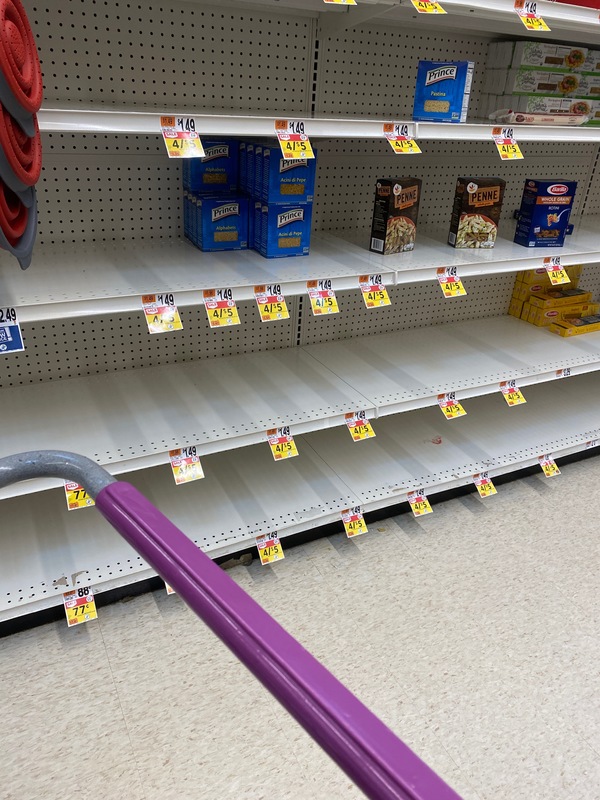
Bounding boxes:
0 104 40 185
0 0 42 114
0 178 27 244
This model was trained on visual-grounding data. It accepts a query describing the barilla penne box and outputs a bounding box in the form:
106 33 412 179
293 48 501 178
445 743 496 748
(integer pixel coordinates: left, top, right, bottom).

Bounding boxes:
529 287 592 309
195 195 248 252
550 315 600 337
262 146 317 203
413 60 474 123
527 302 599 327
182 139 239 193
259 202 312 258
514 179 577 248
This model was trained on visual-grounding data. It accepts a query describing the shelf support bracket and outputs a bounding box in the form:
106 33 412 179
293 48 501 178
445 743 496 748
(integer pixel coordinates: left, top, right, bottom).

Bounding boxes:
318 0 401 38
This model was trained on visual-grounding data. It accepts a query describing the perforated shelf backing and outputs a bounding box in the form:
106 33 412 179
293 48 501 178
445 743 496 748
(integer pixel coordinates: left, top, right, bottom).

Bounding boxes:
1 300 298 388
28 0 314 114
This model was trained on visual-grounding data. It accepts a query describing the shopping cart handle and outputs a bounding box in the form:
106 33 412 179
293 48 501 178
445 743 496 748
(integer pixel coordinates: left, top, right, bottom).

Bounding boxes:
0 451 462 800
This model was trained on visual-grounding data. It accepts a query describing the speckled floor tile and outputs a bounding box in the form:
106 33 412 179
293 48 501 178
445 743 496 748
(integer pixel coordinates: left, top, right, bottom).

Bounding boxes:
2 457 600 799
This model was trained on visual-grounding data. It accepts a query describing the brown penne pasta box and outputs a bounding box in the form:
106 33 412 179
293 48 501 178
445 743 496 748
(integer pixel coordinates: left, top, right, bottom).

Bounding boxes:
448 177 506 249
369 178 422 255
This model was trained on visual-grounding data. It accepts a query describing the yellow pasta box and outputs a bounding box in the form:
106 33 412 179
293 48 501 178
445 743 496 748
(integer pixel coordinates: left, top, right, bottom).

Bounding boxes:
529 288 592 309
508 296 523 318
550 315 600 337
518 264 583 286
521 301 531 321
527 302 598 327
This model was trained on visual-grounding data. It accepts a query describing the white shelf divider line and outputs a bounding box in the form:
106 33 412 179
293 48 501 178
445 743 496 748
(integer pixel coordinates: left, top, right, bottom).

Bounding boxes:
3 315 600 502
2 372 598 621
5 221 600 322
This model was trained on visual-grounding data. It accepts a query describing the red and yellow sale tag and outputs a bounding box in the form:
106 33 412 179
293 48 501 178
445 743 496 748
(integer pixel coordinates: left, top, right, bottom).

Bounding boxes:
65 481 95 511
407 489 433 517
359 274 391 308
539 455 560 478
500 380 527 406
256 533 285 565
203 288 240 327
341 507 368 538
307 279 339 315
275 120 315 161
160 116 205 159
514 1 550 31
437 392 467 420
323 0 356 4
63 587 97 626
383 123 421 155
168 446 204 485
437 267 467 298
267 427 299 461
345 411 376 442
473 472 497 498
254 284 290 322
410 0 446 13
543 256 570 286
141 293 183 334
492 127 524 160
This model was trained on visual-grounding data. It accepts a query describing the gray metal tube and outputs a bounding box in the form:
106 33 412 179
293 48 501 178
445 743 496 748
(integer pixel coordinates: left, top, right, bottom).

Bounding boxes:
0 451 117 498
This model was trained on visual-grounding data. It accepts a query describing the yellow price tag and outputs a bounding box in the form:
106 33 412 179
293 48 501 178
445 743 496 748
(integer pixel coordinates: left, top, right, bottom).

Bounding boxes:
323 0 356 4
307 279 339 315
254 284 290 322
267 427 299 461
256 533 285 565
63 587 98 626
539 455 560 478
359 274 391 308
141 293 183 334
500 380 527 407
407 490 433 517
543 257 570 286
64 481 95 511
203 288 240 327
388 138 422 154
410 0 446 13
514 1 550 31
437 267 466 298
341 507 368 538
160 116 205 159
437 392 467 420
473 472 497 498
495 141 524 160
169 447 204 485
275 120 315 161
345 412 376 442
383 123 421 154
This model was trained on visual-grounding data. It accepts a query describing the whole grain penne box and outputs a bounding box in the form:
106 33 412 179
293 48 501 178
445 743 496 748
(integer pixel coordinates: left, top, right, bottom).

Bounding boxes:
369 178 421 255
413 60 474 123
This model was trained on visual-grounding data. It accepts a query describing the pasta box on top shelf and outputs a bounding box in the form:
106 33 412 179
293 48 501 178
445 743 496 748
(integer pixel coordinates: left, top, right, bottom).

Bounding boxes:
261 145 317 203
413 60 474 123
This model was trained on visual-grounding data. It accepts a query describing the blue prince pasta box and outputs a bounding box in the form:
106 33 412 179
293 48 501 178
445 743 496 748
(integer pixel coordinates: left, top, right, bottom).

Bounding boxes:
182 139 238 193
413 60 474 123
196 195 248 251
260 202 313 258
514 179 577 248
261 145 317 203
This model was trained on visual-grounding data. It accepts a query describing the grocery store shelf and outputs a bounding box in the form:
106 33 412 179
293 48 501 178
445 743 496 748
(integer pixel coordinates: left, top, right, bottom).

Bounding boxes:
4 315 600 501
38 105 600 142
2 372 598 621
6 221 600 322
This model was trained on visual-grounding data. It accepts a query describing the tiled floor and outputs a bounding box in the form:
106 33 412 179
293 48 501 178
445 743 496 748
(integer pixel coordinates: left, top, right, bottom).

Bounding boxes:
2 458 600 800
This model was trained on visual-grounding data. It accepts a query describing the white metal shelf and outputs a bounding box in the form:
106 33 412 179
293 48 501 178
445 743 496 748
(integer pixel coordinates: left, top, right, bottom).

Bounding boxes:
6 221 600 322
38 106 600 142
2 371 598 621
4 315 600 501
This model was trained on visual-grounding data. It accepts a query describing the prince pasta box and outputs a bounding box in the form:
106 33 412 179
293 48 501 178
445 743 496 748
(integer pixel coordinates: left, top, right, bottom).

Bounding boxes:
413 61 474 124
259 202 313 258
195 196 249 252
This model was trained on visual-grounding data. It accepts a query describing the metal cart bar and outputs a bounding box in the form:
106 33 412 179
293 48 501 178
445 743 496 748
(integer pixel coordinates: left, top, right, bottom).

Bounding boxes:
0 451 462 800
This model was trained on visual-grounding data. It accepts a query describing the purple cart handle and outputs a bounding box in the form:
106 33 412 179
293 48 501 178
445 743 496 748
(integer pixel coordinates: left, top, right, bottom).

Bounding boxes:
96 482 462 800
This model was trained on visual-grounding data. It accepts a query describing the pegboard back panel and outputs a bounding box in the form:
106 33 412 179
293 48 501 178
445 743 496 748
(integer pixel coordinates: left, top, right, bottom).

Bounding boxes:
312 140 597 233
315 22 490 119
0 300 298 388
27 0 314 115
299 273 515 346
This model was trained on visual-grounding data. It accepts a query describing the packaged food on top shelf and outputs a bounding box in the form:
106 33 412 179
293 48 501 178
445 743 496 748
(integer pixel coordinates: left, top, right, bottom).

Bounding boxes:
514 179 577 248
181 139 239 193
369 178 421 255
487 41 588 72
413 60 474 123
448 177 506 250
583 50 600 74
